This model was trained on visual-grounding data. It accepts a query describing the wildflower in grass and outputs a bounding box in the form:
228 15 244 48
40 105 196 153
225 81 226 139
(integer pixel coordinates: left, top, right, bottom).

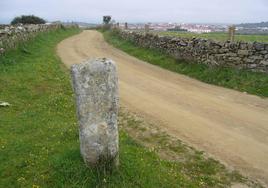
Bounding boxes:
17 177 26 182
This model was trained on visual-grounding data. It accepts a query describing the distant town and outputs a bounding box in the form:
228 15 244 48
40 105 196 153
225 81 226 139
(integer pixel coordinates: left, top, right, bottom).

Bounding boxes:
117 22 268 34
69 21 268 34
116 22 225 33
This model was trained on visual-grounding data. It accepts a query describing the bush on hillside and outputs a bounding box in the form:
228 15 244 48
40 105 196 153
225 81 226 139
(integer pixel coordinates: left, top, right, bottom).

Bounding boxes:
11 15 46 25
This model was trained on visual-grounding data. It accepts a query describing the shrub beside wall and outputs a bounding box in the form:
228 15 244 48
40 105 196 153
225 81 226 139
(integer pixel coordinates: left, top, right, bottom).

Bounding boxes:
117 30 268 73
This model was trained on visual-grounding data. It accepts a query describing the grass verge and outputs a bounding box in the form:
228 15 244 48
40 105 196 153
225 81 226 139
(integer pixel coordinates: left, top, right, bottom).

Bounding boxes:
0 28 262 187
102 30 268 97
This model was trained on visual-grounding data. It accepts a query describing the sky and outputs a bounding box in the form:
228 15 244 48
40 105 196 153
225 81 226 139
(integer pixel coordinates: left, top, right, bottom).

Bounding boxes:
0 0 268 24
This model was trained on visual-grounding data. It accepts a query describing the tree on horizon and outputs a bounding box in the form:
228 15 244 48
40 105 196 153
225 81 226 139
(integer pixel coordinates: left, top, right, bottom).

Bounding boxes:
103 16 111 25
11 15 46 25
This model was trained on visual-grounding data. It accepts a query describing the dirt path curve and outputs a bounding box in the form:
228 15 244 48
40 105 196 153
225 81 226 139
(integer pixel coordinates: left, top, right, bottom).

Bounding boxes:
57 30 268 185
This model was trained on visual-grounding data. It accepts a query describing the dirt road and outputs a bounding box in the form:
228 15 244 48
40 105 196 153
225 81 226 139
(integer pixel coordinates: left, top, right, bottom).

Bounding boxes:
57 30 268 185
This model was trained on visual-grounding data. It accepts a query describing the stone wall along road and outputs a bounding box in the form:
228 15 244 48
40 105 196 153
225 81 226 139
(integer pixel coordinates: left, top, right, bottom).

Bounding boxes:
118 30 268 73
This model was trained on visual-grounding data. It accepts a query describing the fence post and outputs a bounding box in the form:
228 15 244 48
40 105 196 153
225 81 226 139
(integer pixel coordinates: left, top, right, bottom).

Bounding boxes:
71 58 119 168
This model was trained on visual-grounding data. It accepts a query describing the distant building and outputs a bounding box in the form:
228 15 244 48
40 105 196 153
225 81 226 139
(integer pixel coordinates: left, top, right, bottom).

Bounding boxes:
187 29 212 33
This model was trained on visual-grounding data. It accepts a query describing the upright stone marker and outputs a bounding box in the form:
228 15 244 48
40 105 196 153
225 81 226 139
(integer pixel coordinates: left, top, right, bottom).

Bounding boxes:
71 58 119 167
228 26 236 42
124 22 128 30
145 24 149 33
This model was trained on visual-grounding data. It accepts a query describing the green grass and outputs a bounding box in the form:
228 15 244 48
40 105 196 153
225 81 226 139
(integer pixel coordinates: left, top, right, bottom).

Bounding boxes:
0 28 261 187
152 31 268 43
103 30 268 97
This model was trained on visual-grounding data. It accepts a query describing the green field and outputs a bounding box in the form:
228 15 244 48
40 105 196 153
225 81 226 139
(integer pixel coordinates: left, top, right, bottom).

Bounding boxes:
0 28 262 187
151 31 268 43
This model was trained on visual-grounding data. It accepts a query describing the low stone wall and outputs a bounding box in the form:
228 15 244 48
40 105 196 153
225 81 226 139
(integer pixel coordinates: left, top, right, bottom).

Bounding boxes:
118 30 268 73
0 24 76 54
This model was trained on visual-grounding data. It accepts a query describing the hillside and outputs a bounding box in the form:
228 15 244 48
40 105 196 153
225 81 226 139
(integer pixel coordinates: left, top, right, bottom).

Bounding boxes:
236 21 268 28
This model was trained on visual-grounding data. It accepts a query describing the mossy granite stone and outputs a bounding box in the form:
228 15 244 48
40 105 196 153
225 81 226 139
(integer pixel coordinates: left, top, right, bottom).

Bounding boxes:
71 58 119 167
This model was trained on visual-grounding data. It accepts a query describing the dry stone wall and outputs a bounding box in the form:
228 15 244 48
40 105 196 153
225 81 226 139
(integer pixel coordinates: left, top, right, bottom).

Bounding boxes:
0 24 73 54
118 30 268 73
